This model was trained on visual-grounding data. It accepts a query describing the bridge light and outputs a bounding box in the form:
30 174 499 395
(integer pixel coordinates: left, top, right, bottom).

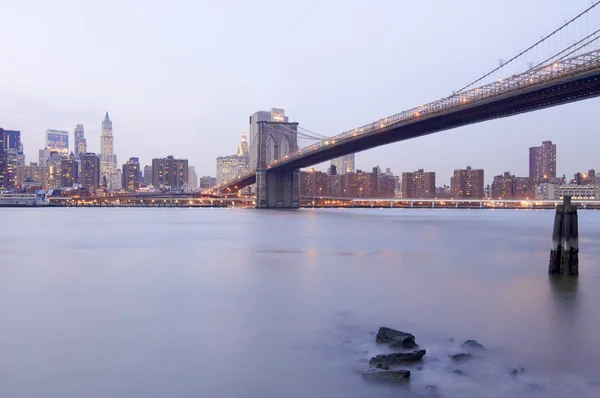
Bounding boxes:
498 78 503 83
415 112 421 117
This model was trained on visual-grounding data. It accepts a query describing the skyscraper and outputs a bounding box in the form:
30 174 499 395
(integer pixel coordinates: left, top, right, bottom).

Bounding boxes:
188 165 198 191
248 108 289 169
237 131 249 156
74 124 85 156
143 165 153 186
451 166 485 198
100 112 117 187
45 129 69 154
216 155 250 185
330 154 355 175
122 157 141 191
81 153 100 191
529 140 556 180
152 156 189 191
401 169 436 198
60 154 79 188
0 129 7 189
4 130 22 154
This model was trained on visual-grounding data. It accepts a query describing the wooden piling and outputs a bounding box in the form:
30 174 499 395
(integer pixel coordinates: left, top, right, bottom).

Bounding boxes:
549 196 579 276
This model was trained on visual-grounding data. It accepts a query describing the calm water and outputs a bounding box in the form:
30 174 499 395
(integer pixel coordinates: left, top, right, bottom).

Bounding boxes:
1 208 600 398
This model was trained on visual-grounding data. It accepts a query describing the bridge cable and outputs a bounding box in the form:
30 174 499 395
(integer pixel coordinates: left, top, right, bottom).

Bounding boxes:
455 0 600 94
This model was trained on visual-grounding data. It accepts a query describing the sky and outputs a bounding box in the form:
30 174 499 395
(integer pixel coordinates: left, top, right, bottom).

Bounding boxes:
1 0 599 185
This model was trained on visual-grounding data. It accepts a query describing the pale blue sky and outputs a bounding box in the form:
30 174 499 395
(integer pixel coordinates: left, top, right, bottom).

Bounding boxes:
1 0 598 184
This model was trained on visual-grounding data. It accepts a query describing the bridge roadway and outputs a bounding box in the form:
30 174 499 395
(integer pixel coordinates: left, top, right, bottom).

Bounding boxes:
216 50 600 195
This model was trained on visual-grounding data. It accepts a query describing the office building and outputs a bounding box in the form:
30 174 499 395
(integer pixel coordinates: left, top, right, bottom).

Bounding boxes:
188 165 198 191
46 152 62 189
572 169 596 185
74 124 85 156
529 140 556 180
3 130 22 154
81 153 101 191
249 108 289 168
100 112 117 187
16 162 50 190
143 165 153 186
152 156 189 191
60 154 79 188
45 129 69 154
200 176 217 190
0 129 7 189
216 154 249 185
402 169 436 198
451 166 484 198
537 183 599 200
330 154 355 175
110 170 122 191
122 157 141 191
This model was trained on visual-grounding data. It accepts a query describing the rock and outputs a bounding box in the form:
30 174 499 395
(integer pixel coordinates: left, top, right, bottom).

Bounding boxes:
450 353 472 362
462 339 486 351
369 350 427 368
376 327 418 349
363 369 411 381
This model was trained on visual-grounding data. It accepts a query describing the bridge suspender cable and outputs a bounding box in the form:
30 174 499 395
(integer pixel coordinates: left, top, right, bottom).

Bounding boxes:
455 0 600 94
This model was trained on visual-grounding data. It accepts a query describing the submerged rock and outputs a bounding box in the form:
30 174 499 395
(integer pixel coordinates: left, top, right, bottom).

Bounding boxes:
369 350 426 368
363 369 411 381
462 339 486 352
376 327 418 349
450 353 472 362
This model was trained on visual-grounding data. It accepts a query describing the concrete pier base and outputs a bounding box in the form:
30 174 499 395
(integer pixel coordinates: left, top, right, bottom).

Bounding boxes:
256 168 299 209
549 196 579 276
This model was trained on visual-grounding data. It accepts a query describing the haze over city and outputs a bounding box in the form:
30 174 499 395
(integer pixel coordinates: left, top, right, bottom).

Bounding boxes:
1 0 598 185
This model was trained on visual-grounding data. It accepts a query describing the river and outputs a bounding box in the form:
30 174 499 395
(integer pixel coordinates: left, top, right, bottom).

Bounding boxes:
1 208 599 397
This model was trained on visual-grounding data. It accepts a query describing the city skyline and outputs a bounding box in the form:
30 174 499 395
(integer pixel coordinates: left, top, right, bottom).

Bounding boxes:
1 0 599 185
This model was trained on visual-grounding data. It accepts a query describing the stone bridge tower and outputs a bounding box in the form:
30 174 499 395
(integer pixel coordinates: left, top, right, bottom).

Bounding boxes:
255 121 299 208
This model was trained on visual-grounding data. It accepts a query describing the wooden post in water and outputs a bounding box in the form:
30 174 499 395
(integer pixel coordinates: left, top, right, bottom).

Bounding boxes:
548 196 579 275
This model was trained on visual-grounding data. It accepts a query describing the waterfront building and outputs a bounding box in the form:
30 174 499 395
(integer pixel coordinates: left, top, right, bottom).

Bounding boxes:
0 129 7 189
100 112 117 187
152 156 189 191
451 166 484 199
45 129 69 154
74 125 85 156
188 166 198 191
529 140 556 180
330 154 355 175
492 172 536 199
60 154 79 188
401 169 436 198
122 157 141 191
81 152 100 191
200 176 217 190
16 162 50 190
216 154 249 186
572 169 596 185
46 152 62 189
537 183 599 200
143 165 152 186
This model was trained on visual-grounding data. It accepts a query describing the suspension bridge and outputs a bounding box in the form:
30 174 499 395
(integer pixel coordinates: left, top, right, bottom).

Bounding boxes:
208 2 600 208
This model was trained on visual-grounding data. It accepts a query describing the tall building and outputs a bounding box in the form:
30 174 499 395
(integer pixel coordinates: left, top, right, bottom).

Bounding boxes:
110 170 122 191
143 165 153 186
46 152 62 189
451 166 484 198
81 153 100 191
238 131 249 156
74 125 85 156
248 108 289 169
216 154 249 185
60 154 79 188
122 157 141 191
330 154 355 175
45 129 69 154
529 140 556 180
39 148 52 166
4 130 22 154
17 162 50 190
0 129 7 189
100 112 117 187
152 156 189 191
188 165 198 191
200 176 216 190
401 169 436 198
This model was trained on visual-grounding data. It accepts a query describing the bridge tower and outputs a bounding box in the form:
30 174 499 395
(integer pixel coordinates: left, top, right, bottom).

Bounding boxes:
255 121 299 208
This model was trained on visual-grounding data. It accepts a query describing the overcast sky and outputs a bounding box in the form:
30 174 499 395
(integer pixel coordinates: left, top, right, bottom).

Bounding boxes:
1 0 598 185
